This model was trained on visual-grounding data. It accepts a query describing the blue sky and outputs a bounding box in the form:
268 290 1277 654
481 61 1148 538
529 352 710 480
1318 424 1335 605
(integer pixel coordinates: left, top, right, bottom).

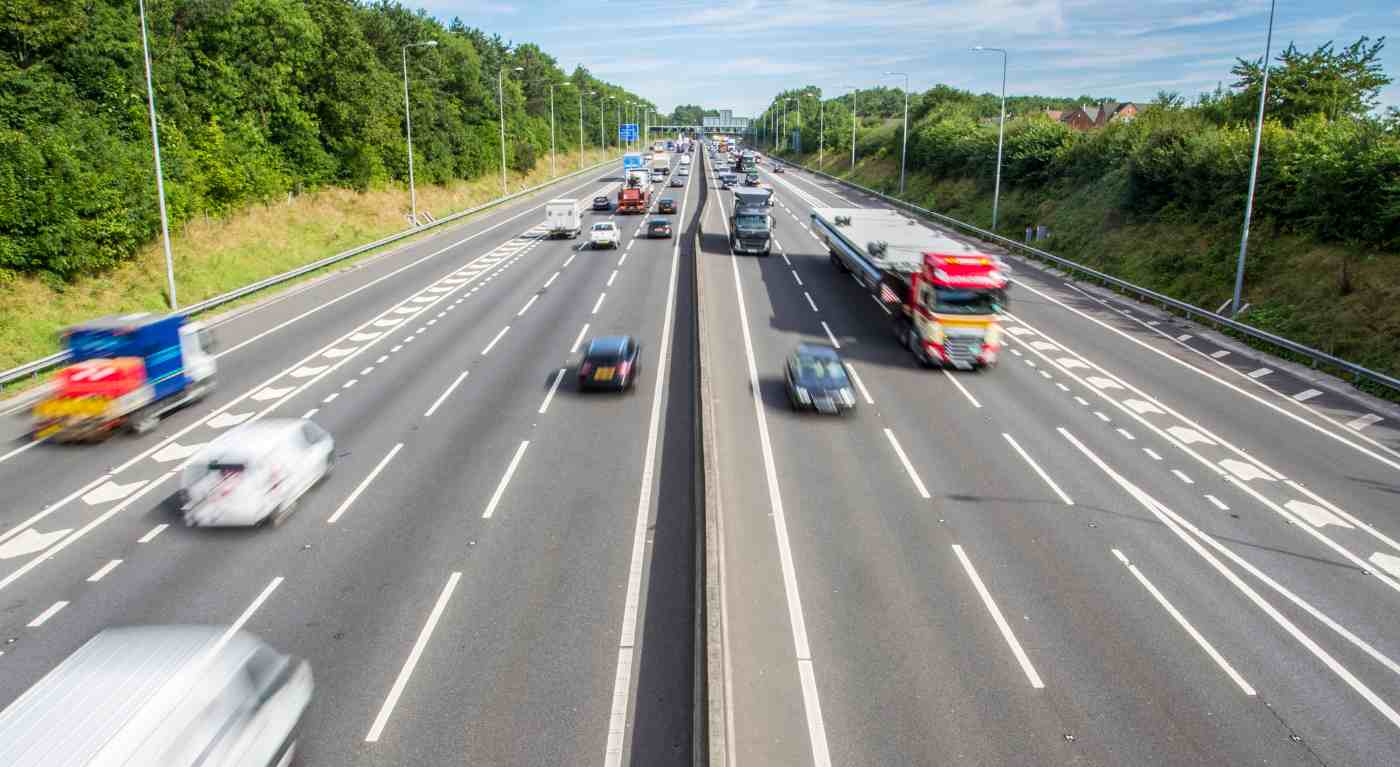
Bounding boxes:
415 1 1400 116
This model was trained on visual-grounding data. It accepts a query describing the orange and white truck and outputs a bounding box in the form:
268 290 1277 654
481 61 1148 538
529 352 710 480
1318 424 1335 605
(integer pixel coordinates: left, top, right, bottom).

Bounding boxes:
811 207 1009 370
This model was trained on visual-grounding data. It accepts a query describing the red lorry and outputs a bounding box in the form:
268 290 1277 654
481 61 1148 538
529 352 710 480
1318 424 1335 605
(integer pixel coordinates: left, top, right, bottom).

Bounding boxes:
616 171 650 214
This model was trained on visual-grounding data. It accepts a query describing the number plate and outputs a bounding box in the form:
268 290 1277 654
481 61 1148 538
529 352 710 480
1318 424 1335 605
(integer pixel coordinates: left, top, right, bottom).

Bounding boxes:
595 367 615 381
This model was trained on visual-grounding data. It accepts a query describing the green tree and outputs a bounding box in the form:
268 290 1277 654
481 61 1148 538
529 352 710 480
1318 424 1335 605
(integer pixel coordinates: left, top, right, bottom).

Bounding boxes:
1231 36 1392 125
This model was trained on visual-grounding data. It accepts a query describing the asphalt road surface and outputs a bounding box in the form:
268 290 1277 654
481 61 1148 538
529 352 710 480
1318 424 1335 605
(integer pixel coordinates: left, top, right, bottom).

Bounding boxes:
0 157 699 766
700 150 1400 766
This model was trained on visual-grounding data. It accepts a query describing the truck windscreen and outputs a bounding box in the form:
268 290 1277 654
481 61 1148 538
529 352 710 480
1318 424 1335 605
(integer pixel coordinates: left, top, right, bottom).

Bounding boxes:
928 287 1001 315
734 213 768 232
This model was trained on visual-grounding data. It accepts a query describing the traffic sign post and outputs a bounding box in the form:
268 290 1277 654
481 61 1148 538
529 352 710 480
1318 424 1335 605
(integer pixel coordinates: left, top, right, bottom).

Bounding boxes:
618 123 638 142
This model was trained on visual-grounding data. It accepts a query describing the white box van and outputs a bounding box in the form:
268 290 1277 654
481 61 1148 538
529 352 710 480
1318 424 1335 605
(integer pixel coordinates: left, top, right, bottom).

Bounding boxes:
0 625 313 767
545 198 583 238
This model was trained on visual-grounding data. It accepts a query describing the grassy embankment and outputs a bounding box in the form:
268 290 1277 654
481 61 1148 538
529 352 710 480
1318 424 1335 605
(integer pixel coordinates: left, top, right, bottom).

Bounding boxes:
784 130 1400 388
0 147 617 375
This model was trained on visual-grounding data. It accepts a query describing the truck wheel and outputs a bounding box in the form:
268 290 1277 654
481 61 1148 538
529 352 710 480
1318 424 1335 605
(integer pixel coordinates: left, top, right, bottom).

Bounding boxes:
128 410 159 436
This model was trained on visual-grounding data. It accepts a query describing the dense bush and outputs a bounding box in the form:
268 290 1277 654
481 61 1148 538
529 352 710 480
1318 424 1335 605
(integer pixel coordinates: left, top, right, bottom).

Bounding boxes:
0 0 647 279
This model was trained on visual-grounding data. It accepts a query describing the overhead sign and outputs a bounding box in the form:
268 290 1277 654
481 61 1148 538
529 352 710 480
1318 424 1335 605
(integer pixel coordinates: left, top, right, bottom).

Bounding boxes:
618 123 639 141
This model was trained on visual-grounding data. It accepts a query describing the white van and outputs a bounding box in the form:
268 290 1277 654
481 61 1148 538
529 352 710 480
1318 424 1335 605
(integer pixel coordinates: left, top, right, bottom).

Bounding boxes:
0 625 313 767
679 154 692 166
180 419 334 527
544 198 583 238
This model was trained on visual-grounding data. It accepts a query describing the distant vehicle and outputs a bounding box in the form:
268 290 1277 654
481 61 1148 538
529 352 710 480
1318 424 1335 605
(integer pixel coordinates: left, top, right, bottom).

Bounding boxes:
647 219 673 238
730 187 775 255
677 166 690 177
657 198 677 214
622 152 645 177
592 195 612 211
679 154 692 166
32 314 216 441
0 625 313 767
180 418 334 527
785 344 857 414
735 151 757 173
773 164 785 173
744 172 760 186
590 221 620 248
720 176 734 190
579 336 641 391
812 207 1009 369
651 170 666 183
544 198 583 238
669 175 685 188
617 172 650 213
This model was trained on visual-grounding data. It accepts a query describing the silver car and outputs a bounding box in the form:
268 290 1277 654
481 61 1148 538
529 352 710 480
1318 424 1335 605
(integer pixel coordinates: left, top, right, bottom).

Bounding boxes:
0 625 313 767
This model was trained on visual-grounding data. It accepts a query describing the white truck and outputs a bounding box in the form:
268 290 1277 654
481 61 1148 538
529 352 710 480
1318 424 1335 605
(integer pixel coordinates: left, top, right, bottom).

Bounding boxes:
544 198 583 238
811 207 1009 370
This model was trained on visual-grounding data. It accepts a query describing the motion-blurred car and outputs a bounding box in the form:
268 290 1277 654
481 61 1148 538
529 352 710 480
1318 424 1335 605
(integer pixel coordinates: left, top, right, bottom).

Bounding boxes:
579 336 641 392
744 172 760 186
179 419 334 527
592 195 611 211
784 344 857 414
657 198 677 214
669 175 685 188
773 164 785 173
0 625 313 767
590 221 619 248
647 219 672 238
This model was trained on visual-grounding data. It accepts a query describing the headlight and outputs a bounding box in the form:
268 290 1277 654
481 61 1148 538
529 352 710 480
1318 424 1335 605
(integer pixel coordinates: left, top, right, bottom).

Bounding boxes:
794 386 811 403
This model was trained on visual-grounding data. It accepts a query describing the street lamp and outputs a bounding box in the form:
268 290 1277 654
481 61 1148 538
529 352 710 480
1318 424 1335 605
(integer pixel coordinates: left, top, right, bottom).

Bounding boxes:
581 89 594 168
1233 0 1278 317
886 72 909 195
138 0 177 308
498 64 524 196
843 84 859 170
401 39 438 227
547 81 567 178
972 46 1007 231
784 97 797 153
597 93 606 149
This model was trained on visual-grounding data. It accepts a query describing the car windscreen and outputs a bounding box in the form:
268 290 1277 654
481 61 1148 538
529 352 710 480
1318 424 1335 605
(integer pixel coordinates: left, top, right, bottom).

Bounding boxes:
592 223 614 231
793 356 849 388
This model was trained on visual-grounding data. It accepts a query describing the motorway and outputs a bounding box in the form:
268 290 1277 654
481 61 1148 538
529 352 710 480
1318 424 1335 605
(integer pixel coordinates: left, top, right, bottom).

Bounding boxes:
0 158 700 765
700 151 1400 765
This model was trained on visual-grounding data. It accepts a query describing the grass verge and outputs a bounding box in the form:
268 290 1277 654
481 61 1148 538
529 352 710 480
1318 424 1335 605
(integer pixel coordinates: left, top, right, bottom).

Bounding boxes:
0 147 617 378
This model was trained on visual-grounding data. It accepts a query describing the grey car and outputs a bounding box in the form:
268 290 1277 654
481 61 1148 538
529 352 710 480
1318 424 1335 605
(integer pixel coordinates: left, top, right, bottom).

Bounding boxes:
784 344 857 414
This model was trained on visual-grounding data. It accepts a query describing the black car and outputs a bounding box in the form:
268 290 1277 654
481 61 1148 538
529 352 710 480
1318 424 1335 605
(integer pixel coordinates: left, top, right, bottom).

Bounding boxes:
592 196 611 211
579 336 641 391
785 344 857 414
647 219 672 238
773 164 785 174
657 198 677 214
744 173 760 186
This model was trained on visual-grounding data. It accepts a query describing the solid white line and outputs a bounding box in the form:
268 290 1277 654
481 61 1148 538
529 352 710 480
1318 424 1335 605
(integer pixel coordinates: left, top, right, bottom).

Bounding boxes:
1003 433 1073 505
544 270 560 288
712 181 831 767
1293 388 1323 402
365 571 462 743
820 321 840 349
1172 469 1195 485
941 369 982 408
846 364 875 404
1059 428 1400 726
571 323 591 353
539 368 566 414
608 269 619 287
884 429 931 499
87 559 123 582
1112 549 1255 695
137 524 168 543
592 293 607 315
327 443 404 524
481 441 529 519
517 294 539 316
481 325 510 355
804 292 819 312
792 270 803 286
424 371 470 417
0 475 111 547
27 601 69 628
1206 494 1230 511
0 440 41 465
603 169 690 767
952 545 1045 688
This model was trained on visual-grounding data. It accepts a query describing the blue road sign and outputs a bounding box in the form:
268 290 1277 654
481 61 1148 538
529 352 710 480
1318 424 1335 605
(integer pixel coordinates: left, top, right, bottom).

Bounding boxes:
618 123 638 141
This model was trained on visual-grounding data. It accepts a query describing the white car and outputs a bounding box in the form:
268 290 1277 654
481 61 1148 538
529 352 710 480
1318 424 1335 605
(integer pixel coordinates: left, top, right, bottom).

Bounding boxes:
179 419 334 527
590 221 620 249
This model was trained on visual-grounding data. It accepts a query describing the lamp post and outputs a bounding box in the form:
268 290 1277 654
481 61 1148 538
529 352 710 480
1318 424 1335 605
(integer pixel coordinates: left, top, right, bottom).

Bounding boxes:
581 89 593 168
886 72 909 195
1232 0 1278 317
844 84 859 170
498 64 524 196
400 40 438 227
137 0 177 308
818 91 826 169
547 82 566 178
972 46 1008 231
784 97 797 153
597 93 605 149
